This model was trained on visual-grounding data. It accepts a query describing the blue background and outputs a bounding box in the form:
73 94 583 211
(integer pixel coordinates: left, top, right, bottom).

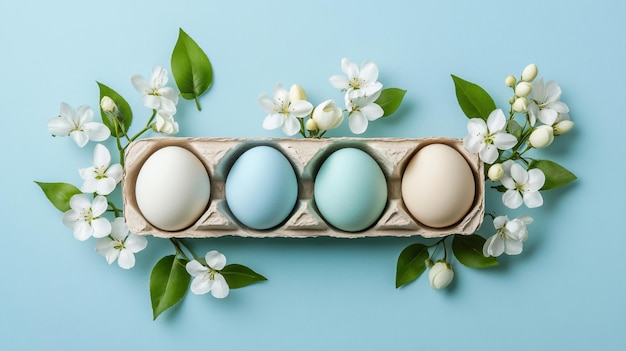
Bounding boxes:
1 0 624 349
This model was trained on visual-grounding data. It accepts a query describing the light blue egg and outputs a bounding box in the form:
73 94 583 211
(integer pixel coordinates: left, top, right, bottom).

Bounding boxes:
314 148 388 232
225 145 298 230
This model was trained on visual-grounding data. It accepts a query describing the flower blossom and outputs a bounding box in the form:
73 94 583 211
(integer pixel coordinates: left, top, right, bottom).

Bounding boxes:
329 58 383 98
152 110 179 135
501 161 545 209
46 103 110 148
463 109 517 164
259 84 313 136
345 89 384 134
311 99 344 131
186 250 229 298
483 215 533 257
428 261 454 290
62 194 111 241
96 217 147 269
131 66 179 115
79 144 123 195
527 78 569 126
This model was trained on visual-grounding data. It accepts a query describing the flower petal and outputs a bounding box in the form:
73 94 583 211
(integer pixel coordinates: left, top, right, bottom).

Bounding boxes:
46 117 73 136
467 118 487 136
360 103 384 121
359 61 379 84
76 105 94 124
341 58 358 79
93 144 111 168
96 178 117 196
486 109 506 132
83 122 111 142
527 169 546 191
262 113 283 130
69 194 91 211
125 234 148 253
186 260 209 277
479 144 498 164
70 131 89 148
62 210 80 228
109 217 128 240
74 222 92 241
493 133 517 150
258 94 275 112
131 75 150 93
502 190 523 209
289 100 313 117
348 111 368 134
485 235 504 257
205 250 226 270
523 190 543 208
282 115 301 136
142 95 160 110
91 195 108 216
329 75 349 90
80 177 98 194
117 249 136 269
59 102 76 120
96 238 116 260
91 217 112 238
493 215 507 230
510 163 528 185
190 275 212 295
106 164 123 183
504 239 523 255
210 273 230 298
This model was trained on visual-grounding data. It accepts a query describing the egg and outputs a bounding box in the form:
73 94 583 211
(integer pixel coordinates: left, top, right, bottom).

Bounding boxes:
225 145 298 230
135 146 211 231
401 143 476 228
314 148 387 232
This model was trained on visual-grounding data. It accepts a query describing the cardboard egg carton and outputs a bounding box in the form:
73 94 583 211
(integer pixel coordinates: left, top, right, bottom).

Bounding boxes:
122 137 484 239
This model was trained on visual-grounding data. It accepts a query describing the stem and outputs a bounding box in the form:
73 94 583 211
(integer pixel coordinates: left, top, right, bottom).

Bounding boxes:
126 110 157 145
170 239 190 261
298 118 307 138
194 96 201 111
178 239 201 261
108 201 123 217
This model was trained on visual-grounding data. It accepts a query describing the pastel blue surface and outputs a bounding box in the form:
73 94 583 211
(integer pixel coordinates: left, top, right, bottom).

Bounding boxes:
225 145 298 229
314 148 387 232
1 0 624 350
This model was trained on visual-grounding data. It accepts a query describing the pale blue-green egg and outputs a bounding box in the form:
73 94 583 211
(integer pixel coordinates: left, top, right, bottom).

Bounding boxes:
314 148 388 232
225 145 298 230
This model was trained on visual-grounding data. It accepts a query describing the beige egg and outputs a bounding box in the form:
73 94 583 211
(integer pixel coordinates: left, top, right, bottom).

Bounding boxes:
401 143 476 228
135 146 211 231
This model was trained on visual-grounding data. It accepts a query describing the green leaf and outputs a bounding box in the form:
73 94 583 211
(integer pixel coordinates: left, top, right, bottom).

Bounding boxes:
395 244 430 288
150 255 190 320
451 75 497 120
221 264 267 289
35 181 82 212
375 88 407 117
529 159 577 190
507 119 523 140
452 234 498 269
97 82 133 137
171 28 213 110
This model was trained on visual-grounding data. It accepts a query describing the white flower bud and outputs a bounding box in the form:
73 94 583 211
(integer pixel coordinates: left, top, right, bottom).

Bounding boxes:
515 82 532 97
289 84 307 101
505 75 516 87
100 96 117 114
554 120 574 136
305 118 318 131
528 125 554 148
512 97 529 113
312 99 344 130
521 64 538 82
428 261 454 290
488 163 504 182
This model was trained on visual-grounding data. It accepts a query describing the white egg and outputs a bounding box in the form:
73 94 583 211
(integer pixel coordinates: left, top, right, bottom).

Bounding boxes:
135 146 211 231
401 143 475 228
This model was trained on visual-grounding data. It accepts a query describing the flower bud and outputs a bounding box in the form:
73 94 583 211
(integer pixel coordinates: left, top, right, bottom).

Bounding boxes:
505 75 516 87
428 261 454 290
553 120 574 136
305 118 318 131
100 96 117 114
515 82 532 97
521 64 538 82
488 163 504 182
512 97 529 113
528 125 554 148
312 99 344 130
289 84 307 101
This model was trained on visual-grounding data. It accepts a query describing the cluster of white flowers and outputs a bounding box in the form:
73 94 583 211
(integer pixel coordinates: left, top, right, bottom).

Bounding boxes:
131 66 180 135
463 64 574 259
260 58 385 136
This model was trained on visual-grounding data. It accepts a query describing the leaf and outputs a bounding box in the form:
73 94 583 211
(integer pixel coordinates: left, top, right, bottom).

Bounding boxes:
452 234 498 269
221 264 267 289
395 244 430 288
97 82 133 137
507 119 523 140
35 181 82 212
375 88 407 117
150 255 190 320
529 159 577 190
451 75 497 120
171 28 213 110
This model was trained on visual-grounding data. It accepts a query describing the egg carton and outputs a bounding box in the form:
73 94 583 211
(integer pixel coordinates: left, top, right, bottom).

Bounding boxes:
122 137 484 239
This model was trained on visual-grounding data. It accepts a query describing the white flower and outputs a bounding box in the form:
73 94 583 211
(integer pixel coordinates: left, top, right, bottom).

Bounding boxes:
312 99 344 131
100 96 117 114
505 75 516 87
527 78 569 126
131 66 179 115
289 84 307 101
501 162 545 209
259 84 313 136
428 261 454 290
528 125 554 148
463 109 517 164
554 120 574 136
345 89 384 134
483 215 533 257
330 58 383 97
47 103 111 148
62 194 111 241
152 111 179 135
515 82 532 97
186 251 229 298
79 144 123 195
521 63 538 82
96 217 147 269
488 163 504 182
